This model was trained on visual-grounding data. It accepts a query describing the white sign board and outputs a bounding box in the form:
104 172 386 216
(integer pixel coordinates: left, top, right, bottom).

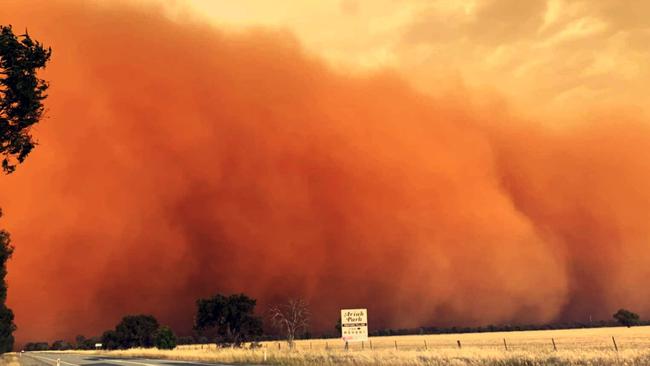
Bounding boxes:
341 308 368 342
95 343 102 349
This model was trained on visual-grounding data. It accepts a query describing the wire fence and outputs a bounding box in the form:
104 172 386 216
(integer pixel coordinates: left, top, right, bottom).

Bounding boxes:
176 330 650 353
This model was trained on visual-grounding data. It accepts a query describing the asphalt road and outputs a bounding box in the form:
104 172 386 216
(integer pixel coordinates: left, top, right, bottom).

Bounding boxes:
18 353 237 366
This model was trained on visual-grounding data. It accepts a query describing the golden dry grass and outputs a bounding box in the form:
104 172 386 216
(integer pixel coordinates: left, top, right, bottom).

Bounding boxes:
0 353 20 366
52 326 650 365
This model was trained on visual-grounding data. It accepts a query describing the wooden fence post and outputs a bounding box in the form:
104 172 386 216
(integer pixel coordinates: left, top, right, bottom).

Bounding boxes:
503 338 508 351
424 339 428 350
326 341 329 350
394 340 398 350
345 341 349 351
612 336 618 352
552 338 557 351
370 340 373 350
362 341 365 350
457 340 462 349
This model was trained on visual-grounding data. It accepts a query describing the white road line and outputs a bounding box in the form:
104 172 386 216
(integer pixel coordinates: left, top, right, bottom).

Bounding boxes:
27 354 80 366
27 353 225 366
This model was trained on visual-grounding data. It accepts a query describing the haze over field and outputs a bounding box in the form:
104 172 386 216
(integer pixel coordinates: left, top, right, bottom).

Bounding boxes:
1 0 649 345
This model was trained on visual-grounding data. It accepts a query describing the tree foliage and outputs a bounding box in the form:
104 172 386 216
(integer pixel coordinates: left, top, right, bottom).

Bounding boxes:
74 335 99 350
153 326 177 350
613 309 640 327
24 342 48 351
0 25 51 174
194 293 263 346
0 209 14 353
50 340 72 350
176 335 195 345
0 24 50 352
101 314 160 349
100 330 119 350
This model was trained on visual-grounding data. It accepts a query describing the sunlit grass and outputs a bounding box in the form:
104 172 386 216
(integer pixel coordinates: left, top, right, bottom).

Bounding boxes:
39 326 650 365
0 353 20 366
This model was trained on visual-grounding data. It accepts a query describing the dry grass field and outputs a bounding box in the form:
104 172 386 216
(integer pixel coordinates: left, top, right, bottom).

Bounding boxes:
88 326 650 365
0 353 20 366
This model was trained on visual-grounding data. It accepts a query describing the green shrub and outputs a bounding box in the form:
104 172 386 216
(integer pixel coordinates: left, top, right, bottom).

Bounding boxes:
154 326 177 350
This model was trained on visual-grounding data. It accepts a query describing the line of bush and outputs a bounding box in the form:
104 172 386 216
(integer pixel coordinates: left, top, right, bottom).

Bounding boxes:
23 292 646 351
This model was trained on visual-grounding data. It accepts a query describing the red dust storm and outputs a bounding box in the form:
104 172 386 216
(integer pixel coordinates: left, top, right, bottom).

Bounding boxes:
1 0 650 344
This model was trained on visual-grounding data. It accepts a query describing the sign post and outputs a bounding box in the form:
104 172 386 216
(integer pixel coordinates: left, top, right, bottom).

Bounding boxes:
341 308 368 342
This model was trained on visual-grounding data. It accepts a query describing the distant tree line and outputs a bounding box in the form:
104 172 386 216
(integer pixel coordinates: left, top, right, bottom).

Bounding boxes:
23 342 50 351
22 293 645 351
365 309 646 338
21 293 310 351
367 320 650 338
20 293 265 351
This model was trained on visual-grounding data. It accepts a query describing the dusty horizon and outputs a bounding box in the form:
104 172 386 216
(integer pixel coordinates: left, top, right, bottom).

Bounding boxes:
1 0 649 345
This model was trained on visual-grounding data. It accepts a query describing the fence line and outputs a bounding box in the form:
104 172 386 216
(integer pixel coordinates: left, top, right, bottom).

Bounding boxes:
176 335 636 353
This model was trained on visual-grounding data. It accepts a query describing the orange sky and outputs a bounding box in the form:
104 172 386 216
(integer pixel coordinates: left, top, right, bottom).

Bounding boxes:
1 0 649 346
173 0 650 118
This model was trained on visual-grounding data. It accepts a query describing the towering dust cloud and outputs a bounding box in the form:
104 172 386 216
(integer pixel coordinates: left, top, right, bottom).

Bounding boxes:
0 0 649 344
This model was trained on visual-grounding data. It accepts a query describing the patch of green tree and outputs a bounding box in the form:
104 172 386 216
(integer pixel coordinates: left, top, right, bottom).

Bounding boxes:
23 342 49 351
101 315 167 349
613 309 640 327
194 293 263 346
0 24 51 352
74 335 101 350
153 326 177 350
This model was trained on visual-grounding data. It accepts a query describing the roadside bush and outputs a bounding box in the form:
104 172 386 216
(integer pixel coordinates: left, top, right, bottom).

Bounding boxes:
24 342 49 351
75 335 99 350
101 330 120 350
153 326 176 350
101 314 159 349
176 336 195 345
51 340 72 350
